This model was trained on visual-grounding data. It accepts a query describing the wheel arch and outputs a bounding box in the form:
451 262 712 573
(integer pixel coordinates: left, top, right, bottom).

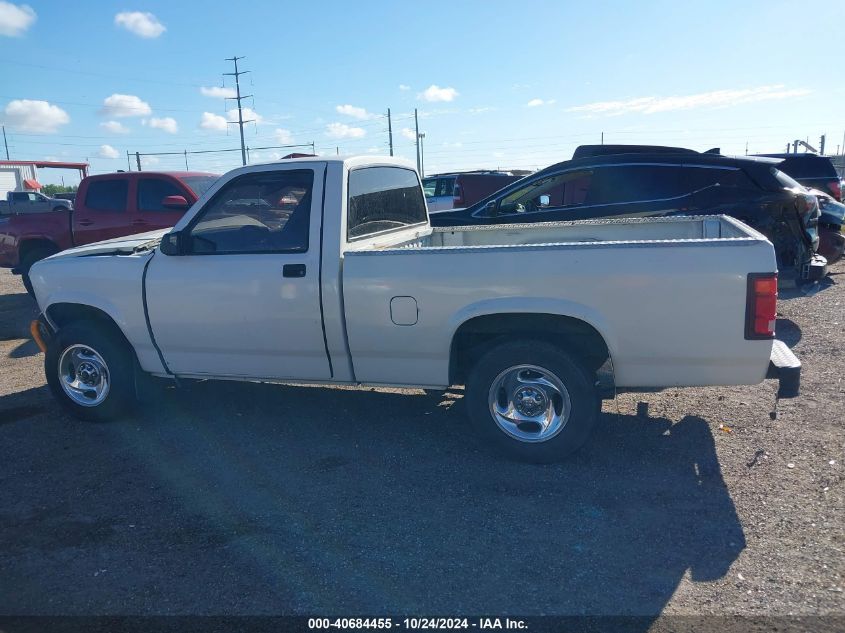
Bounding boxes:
448 309 614 386
45 302 132 349
19 238 60 265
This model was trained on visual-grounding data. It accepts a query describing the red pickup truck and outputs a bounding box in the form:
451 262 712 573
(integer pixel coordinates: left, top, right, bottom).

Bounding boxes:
0 171 218 293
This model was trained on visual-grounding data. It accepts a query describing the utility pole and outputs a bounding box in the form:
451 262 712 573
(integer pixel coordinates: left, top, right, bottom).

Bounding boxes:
224 56 254 166
419 132 426 177
820 135 826 155
387 108 394 156
793 140 799 154
601 131 604 145
2 125 9 159
414 108 421 173
135 152 142 171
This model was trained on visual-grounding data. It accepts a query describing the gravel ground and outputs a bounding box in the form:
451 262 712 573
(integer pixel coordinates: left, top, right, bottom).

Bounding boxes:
0 265 842 619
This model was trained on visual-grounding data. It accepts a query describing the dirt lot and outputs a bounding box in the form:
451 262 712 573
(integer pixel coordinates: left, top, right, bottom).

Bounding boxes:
0 265 842 620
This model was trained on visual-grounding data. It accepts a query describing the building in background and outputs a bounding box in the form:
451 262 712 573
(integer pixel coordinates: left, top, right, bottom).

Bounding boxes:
0 161 89 197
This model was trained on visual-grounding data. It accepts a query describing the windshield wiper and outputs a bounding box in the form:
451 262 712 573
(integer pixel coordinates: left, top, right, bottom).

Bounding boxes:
133 238 162 253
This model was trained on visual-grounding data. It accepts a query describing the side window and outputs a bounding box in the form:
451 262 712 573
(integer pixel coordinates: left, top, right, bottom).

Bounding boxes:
27 193 40 201
347 167 427 240
138 178 186 212
422 178 437 197
189 169 313 254
586 165 690 206
11 192 28 202
686 166 757 192
496 171 593 216
435 177 456 197
85 180 128 212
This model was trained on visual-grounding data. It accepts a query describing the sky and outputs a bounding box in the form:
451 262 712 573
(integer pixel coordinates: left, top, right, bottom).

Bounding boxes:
1 0 844 185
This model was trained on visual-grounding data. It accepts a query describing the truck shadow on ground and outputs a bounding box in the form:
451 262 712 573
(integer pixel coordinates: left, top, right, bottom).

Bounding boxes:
0 379 745 621
776 317 802 348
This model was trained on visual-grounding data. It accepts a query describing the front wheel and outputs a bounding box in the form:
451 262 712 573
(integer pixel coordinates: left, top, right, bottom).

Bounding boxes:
45 322 137 421
465 340 598 463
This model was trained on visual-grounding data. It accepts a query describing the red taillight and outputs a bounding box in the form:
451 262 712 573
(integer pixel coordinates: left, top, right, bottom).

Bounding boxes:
453 184 463 205
745 273 777 340
828 180 842 202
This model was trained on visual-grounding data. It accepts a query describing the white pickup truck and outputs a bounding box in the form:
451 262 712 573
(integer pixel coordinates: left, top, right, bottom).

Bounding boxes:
28 156 800 462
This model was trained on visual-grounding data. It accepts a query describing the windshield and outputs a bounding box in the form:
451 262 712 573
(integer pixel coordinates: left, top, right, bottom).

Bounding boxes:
179 175 219 197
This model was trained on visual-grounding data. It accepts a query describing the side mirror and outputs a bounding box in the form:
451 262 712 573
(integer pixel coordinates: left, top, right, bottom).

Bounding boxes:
160 230 188 256
538 194 550 207
162 195 190 210
485 200 499 217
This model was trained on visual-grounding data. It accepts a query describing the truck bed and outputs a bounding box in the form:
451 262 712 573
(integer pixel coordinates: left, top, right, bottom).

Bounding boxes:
341 215 776 389
411 215 758 249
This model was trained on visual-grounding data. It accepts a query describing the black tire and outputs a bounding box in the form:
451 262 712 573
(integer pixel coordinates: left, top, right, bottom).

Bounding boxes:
20 246 57 296
465 340 598 463
45 321 137 422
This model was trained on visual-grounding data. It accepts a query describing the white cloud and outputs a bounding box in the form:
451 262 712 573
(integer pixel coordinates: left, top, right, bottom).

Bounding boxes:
0 1 35 36
3 99 69 133
147 116 178 133
469 106 495 114
399 84 411 91
335 104 375 120
228 107 263 124
273 128 294 144
400 127 416 141
114 11 165 38
527 98 555 107
566 85 811 116
200 86 236 99
101 93 151 117
141 155 160 167
326 122 366 139
200 111 228 131
100 120 129 134
418 85 459 102
98 144 120 159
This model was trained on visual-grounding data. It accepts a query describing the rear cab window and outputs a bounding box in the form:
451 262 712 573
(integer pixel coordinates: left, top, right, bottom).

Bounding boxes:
347 167 427 240
84 179 128 212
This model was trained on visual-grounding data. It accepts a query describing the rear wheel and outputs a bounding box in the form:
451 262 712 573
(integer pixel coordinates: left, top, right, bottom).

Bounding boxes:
465 340 598 463
20 246 57 296
45 321 137 421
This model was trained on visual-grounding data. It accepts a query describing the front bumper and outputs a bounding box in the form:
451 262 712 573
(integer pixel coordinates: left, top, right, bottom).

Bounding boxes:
767 339 801 398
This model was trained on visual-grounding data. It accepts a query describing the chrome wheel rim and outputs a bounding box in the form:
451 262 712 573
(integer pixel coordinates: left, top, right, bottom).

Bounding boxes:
58 344 110 407
488 364 571 443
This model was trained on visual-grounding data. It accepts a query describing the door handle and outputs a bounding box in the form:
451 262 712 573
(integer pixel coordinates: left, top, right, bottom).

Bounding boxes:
283 264 306 278
132 220 148 226
77 220 93 226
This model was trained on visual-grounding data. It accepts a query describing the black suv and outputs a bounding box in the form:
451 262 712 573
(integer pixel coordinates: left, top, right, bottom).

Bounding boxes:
432 145 825 284
755 153 841 201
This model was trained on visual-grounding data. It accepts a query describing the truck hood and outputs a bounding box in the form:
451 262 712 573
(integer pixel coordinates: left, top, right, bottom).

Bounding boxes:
45 229 169 261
